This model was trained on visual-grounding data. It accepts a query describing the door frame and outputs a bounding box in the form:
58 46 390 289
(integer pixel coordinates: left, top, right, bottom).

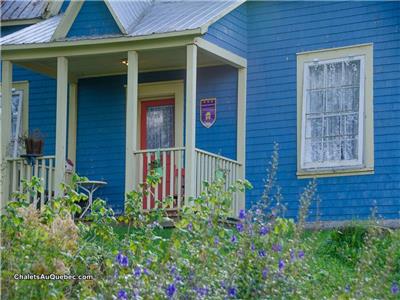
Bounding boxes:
137 80 184 149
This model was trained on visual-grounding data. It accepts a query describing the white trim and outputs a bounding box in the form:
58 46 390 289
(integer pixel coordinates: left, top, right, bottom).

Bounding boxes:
194 37 247 68
184 44 197 200
296 43 374 56
54 57 69 195
237 67 246 214
1 61 13 209
67 83 78 167
300 55 365 170
125 50 139 196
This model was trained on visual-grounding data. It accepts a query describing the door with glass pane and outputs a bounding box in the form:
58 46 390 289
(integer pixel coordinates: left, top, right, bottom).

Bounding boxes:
140 99 175 209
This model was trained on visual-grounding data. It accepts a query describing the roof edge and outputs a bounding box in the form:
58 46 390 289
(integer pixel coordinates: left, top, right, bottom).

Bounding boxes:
199 0 246 34
1 18 41 27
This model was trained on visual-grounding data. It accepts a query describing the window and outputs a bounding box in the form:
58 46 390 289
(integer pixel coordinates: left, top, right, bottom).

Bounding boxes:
297 44 374 177
0 81 29 158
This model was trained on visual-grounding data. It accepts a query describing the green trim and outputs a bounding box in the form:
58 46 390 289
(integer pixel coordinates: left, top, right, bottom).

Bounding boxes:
296 44 374 178
51 0 84 41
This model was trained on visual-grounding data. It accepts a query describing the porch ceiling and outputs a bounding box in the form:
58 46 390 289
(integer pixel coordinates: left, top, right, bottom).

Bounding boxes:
15 46 225 80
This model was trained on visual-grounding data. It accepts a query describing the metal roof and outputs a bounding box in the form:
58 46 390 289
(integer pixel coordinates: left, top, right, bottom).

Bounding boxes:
1 0 48 21
0 14 61 44
0 0 242 46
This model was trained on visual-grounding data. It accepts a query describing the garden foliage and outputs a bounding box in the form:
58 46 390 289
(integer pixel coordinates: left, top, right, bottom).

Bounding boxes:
1 146 399 299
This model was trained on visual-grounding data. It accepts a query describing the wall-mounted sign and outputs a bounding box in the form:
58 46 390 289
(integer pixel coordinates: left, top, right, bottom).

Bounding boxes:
200 98 216 128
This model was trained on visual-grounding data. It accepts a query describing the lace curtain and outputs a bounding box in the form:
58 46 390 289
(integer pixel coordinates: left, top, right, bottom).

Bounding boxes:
304 59 360 164
146 105 174 149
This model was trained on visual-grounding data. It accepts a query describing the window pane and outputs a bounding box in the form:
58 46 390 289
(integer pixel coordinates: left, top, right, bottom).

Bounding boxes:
324 116 341 137
326 88 342 113
343 138 358 160
146 105 174 149
326 62 342 88
305 139 323 163
342 87 359 112
324 137 341 161
307 90 324 113
344 60 360 86
306 117 323 138
309 64 324 89
343 114 358 136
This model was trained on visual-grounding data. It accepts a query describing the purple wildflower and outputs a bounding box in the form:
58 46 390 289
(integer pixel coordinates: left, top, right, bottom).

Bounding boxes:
290 249 296 262
196 287 209 297
259 226 269 236
256 209 262 215
239 209 246 219
258 250 266 257
214 237 219 246
278 259 285 271
120 255 129 267
117 289 128 300
143 268 150 275
187 222 193 231
272 244 282 252
344 284 350 293
298 250 305 259
262 268 269 279
228 287 237 298
170 265 177 275
134 266 141 277
250 243 255 251
146 258 152 265
231 235 237 243
391 283 399 294
115 252 124 264
166 283 176 298
236 222 244 232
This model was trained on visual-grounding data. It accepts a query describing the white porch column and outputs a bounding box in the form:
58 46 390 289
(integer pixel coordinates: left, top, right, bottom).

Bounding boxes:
125 50 139 197
1 61 13 208
184 44 197 201
68 82 78 167
237 67 247 213
54 57 69 195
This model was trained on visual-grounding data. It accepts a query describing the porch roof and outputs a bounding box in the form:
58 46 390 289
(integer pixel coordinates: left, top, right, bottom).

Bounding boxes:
0 0 243 47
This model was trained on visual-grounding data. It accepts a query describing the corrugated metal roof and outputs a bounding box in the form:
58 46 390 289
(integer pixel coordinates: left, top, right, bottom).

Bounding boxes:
0 14 61 44
1 0 48 20
0 0 242 46
107 0 153 33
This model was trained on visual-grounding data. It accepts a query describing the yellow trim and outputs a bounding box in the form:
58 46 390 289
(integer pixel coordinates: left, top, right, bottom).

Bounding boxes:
51 0 85 41
0 80 29 134
296 43 374 178
67 83 78 166
137 80 185 149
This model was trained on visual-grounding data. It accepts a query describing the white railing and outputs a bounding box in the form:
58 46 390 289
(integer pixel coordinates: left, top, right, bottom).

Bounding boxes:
6 155 56 207
133 147 185 211
195 148 242 215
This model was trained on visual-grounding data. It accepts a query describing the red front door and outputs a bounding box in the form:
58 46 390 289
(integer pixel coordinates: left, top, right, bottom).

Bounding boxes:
140 99 175 210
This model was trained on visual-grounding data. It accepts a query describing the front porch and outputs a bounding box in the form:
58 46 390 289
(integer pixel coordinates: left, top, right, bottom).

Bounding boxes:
1 37 247 216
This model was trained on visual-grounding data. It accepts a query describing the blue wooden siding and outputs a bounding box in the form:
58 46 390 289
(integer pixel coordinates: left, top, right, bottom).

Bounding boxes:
203 3 247 58
67 1 121 38
1 26 57 156
76 66 237 212
246 1 400 220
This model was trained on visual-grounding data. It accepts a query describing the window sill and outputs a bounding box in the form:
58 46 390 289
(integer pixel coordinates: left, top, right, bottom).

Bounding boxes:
297 167 374 179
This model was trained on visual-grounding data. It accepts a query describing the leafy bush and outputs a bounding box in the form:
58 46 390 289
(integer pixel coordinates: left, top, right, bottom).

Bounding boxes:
1 146 399 299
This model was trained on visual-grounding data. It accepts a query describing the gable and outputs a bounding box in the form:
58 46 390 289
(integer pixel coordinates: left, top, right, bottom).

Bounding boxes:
67 1 122 39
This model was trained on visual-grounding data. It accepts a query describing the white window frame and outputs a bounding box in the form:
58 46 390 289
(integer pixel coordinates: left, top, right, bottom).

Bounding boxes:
300 56 365 170
297 44 374 178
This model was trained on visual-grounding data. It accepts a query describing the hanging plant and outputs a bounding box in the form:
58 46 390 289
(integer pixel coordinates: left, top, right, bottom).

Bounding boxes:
22 129 45 156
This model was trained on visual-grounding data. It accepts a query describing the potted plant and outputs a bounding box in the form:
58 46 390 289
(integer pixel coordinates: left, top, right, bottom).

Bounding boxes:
23 129 44 156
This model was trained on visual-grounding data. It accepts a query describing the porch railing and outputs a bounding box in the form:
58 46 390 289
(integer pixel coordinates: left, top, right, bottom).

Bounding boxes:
195 148 242 215
133 147 185 211
133 147 243 214
6 155 56 207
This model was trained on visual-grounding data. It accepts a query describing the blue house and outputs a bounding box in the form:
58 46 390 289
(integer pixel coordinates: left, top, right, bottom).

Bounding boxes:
1 0 399 224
